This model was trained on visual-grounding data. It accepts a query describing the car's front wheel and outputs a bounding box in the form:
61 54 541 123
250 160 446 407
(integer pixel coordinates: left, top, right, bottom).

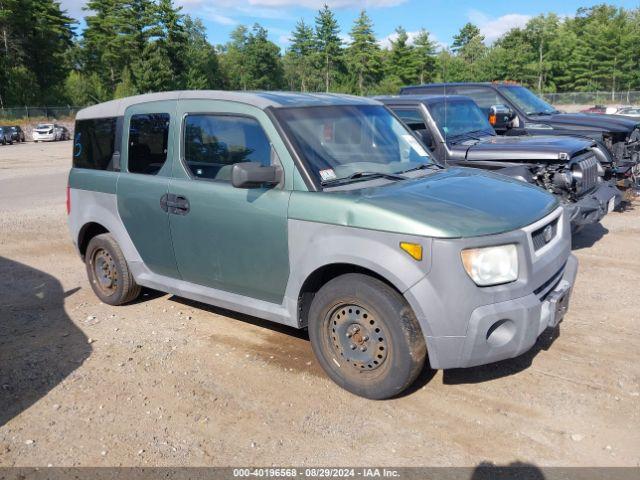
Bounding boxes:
85 233 141 305
308 273 427 399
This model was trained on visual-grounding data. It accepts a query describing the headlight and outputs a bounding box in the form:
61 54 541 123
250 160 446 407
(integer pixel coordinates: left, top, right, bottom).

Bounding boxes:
461 244 518 286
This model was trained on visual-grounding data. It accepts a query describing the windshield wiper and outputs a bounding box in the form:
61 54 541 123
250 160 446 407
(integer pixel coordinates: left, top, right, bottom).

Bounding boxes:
398 162 443 174
527 111 555 116
321 171 406 187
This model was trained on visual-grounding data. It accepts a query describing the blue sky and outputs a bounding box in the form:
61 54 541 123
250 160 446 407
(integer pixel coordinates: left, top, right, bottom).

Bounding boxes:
60 0 638 49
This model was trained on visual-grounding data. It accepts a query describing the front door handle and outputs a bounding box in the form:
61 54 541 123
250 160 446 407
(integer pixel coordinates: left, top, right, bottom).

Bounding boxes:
160 194 190 215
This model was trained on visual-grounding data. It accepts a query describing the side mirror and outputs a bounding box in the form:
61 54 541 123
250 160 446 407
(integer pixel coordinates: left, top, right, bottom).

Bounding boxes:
489 104 515 130
231 162 281 189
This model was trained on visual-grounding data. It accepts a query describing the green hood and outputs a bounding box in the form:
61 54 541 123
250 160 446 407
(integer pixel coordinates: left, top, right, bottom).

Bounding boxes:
289 168 559 238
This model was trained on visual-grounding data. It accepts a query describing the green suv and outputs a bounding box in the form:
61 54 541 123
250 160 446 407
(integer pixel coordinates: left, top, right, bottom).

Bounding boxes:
68 91 578 399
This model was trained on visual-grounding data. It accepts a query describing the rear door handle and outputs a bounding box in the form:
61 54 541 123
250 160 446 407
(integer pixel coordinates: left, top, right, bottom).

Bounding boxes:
160 194 190 215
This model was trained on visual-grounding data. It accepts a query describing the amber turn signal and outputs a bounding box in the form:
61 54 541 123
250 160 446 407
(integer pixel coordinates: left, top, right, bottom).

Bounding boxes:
400 242 423 261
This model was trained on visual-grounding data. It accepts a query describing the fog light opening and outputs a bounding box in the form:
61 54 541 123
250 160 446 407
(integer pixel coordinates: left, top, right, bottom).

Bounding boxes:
486 319 516 348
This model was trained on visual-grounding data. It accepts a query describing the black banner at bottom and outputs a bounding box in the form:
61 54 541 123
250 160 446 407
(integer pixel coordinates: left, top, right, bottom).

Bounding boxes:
0 467 638 480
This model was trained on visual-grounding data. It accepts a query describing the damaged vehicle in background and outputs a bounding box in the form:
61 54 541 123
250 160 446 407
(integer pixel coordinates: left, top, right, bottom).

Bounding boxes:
400 82 640 198
379 94 621 230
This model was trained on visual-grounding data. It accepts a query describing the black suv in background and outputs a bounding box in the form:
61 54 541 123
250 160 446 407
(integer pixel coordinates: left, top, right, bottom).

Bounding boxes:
400 83 640 194
379 94 620 229
8 125 25 142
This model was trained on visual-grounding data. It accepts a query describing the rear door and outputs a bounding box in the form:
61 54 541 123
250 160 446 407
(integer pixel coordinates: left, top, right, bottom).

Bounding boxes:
117 100 180 279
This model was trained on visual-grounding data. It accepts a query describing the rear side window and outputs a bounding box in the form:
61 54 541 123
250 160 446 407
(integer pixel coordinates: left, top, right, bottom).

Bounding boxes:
128 113 170 175
183 114 271 182
392 108 426 130
454 87 502 113
73 118 117 170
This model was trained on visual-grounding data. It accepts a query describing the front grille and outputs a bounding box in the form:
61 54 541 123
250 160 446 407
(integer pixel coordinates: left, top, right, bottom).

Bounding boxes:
531 218 559 251
574 154 598 195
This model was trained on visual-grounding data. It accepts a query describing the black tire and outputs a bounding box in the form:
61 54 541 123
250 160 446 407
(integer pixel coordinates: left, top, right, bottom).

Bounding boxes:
85 233 141 305
308 273 427 399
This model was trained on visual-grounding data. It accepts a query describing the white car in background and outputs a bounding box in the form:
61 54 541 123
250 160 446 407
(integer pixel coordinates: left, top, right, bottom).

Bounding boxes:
32 123 57 142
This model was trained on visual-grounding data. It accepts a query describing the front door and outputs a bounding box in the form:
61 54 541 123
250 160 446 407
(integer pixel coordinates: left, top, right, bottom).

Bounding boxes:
117 101 180 279
168 101 291 304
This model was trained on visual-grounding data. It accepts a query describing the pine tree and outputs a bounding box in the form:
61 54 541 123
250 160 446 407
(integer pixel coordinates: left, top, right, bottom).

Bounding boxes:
413 29 437 84
135 42 175 93
0 0 74 105
114 67 137 98
525 14 560 91
314 4 342 92
219 25 250 90
386 27 416 85
183 16 221 90
451 23 483 54
244 24 284 90
82 0 152 93
347 10 382 95
153 0 188 88
288 19 316 91
220 24 283 90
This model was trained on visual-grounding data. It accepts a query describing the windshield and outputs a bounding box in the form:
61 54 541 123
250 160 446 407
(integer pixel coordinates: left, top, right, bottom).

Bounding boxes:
428 99 494 139
37 124 53 129
274 105 436 186
498 86 558 115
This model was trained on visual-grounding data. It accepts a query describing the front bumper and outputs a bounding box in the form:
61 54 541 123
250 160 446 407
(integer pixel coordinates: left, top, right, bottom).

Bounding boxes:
565 181 621 227
453 254 577 368
404 207 577 370
33 133 55 141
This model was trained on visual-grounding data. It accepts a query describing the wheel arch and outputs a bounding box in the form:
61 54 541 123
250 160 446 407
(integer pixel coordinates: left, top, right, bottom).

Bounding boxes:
296 262 408 328
77 222 110 259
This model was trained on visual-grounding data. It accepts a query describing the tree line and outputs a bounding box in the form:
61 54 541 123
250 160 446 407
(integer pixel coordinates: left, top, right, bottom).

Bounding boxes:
1 1 639 107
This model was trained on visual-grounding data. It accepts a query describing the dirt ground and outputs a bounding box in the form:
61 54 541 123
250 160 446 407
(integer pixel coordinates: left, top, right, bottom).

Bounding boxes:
0 141 638 468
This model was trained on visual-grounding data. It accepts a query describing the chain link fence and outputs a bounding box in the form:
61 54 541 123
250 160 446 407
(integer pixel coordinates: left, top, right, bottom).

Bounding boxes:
0 106 84 120
540 91 640 105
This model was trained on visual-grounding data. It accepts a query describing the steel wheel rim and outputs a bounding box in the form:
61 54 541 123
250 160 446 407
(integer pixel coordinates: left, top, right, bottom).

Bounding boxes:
328 304 388 371
92 248 118 296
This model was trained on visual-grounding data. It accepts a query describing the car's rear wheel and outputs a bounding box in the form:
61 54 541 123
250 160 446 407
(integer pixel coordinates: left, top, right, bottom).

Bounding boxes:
308 273 426 399
85 233 141 305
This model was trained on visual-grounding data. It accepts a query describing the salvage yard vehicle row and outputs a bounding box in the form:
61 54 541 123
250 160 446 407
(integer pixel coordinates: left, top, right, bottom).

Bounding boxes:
378 94 621 229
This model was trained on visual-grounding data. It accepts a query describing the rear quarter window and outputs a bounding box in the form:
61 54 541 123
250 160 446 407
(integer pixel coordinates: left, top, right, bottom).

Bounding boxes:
73 118 118 170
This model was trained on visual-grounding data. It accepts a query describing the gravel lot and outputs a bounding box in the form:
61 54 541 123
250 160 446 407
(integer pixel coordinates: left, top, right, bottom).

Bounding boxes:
0 141 639 468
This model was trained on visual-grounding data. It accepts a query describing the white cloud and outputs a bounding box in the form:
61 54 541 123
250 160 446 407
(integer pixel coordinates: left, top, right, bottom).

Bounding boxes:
200 9 238 25
468 9 531 44
61 0 408 27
